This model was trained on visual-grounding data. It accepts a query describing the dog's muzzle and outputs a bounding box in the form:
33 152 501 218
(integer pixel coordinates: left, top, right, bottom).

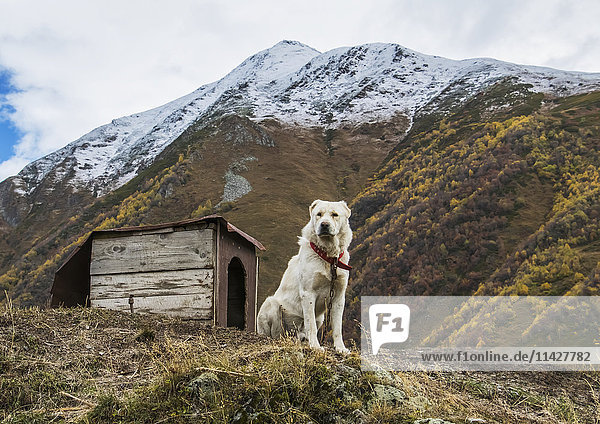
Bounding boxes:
318 221 333 236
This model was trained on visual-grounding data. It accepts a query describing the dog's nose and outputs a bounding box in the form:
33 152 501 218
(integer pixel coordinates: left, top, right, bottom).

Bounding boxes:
320 222 331 233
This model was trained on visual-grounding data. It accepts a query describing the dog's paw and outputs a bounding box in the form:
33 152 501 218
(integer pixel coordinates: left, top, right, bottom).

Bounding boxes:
335 346 350 355
309 344 325 352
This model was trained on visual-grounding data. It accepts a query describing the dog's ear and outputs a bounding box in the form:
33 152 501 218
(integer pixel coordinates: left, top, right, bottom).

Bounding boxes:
309 199 322 215
340 200 351 217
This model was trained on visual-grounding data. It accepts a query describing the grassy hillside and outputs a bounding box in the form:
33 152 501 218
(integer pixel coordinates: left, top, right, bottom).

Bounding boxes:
0 113 408 307
1 306 599 423
345 86 600 335
3 81 600 314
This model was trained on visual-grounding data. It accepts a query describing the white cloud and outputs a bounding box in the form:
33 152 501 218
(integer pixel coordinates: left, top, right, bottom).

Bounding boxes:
0 156 29 180
374 0 600 71
0 0 599 182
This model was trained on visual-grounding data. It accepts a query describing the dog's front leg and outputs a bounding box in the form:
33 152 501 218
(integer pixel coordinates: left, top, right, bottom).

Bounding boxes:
331 280 350 354
299 287 323 351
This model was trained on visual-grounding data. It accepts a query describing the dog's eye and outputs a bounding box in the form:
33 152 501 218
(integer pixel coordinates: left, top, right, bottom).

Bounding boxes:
331 212 338 217
316 212 322 217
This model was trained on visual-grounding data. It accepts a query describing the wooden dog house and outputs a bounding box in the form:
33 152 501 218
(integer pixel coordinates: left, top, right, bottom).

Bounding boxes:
50 215 265 331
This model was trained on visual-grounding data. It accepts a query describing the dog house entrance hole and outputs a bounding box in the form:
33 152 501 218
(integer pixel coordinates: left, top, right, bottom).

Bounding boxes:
227 257 246 330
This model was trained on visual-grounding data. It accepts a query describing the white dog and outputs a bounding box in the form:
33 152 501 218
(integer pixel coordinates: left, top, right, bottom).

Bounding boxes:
257 199 352 353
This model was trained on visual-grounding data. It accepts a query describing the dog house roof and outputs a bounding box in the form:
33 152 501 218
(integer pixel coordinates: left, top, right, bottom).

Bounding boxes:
94 214 264 249
104 215 263 248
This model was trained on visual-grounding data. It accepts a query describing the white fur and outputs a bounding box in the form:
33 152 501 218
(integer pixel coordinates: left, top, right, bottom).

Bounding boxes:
257 199 352 353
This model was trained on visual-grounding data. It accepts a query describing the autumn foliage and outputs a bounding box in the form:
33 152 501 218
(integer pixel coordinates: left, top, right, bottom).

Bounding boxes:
345 89 600 335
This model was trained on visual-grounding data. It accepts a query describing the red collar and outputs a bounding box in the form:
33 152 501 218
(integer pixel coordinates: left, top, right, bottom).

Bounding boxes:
310 241 352 271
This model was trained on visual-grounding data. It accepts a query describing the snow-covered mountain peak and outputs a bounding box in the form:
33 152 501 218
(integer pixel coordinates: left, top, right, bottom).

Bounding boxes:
3 41 600 212
220 40 320 86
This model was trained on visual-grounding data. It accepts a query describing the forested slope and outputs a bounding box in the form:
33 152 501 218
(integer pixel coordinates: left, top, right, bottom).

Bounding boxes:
346 83 600 334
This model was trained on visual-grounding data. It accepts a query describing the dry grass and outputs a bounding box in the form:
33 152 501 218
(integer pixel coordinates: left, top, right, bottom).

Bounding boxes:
1 305 599 423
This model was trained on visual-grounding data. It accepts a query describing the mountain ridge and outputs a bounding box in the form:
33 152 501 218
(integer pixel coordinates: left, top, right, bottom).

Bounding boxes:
2 40 600 216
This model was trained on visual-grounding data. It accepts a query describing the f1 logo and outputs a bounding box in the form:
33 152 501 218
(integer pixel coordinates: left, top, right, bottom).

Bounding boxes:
369 304 410 354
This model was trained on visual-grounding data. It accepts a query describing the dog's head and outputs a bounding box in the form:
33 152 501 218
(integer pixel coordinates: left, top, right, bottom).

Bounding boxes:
309 199 351 238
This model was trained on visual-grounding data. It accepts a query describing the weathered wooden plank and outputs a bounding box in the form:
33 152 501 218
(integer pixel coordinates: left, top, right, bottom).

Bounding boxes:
100 227 174 237
92 293 213 318
90 269 214 300
90 229 214 275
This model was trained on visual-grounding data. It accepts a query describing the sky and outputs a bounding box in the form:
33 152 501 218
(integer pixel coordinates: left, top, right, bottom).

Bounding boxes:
1 0 599 182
